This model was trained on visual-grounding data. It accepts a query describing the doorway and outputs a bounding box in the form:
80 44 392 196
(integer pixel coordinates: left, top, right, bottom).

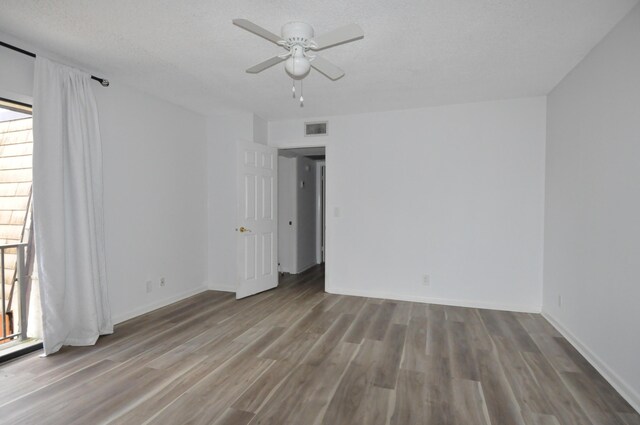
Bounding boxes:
277 147 326 287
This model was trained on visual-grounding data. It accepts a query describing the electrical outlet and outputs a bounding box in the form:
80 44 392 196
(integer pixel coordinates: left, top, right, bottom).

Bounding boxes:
558 295 562 308
160 277 166 287
422 274 430 286
146 280 153 293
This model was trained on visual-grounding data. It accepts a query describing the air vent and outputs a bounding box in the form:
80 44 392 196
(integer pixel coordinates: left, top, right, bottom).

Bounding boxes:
305 121 328 136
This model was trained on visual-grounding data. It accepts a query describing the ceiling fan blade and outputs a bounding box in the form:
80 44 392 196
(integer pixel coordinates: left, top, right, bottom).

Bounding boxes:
233 19 282 45
311 56 345 80
246 56 286 74
311 23 364 50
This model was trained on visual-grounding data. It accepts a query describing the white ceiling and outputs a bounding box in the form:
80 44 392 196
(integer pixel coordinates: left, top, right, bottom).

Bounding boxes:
0 0 637 120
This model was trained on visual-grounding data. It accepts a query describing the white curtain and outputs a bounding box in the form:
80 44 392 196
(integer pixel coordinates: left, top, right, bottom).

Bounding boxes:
32 57 113 356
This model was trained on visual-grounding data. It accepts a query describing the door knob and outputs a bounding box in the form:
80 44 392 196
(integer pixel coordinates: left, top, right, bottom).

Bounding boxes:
238 226 252 233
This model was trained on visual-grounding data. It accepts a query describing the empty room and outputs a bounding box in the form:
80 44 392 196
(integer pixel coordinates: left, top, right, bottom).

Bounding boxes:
0 1 638 424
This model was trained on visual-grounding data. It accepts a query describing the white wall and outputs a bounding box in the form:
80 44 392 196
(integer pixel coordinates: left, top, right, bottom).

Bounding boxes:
97 85 208 323
0 36 33 105
277 155 319 274
270 97 547 312
0 36 209 324
544 3 640 411
278 156 296 273
253 114 268 145
296 156 317 272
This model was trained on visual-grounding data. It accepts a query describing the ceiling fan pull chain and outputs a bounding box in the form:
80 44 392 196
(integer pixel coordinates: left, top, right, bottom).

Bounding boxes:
293 58 298 103
300 80 304 107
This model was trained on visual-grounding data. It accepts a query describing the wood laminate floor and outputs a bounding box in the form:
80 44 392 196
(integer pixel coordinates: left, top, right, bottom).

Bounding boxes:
0 266 638 424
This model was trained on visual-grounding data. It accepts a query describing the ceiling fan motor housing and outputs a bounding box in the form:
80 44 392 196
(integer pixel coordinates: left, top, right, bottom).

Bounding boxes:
281 22 315 46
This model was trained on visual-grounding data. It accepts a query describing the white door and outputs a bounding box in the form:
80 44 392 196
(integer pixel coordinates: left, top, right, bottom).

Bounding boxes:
236 141 278 299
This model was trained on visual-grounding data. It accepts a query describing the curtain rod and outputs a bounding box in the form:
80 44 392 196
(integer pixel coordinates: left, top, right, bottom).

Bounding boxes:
0 40 110 87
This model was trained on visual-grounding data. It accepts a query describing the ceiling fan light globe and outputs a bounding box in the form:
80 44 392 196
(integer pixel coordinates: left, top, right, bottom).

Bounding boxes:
285 56 310 79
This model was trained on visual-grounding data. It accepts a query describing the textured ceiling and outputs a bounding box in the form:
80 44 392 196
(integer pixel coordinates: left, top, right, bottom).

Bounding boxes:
0 0 637 120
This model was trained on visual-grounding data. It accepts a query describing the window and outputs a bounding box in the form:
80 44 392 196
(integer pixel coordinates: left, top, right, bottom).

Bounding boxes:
0 97 40 358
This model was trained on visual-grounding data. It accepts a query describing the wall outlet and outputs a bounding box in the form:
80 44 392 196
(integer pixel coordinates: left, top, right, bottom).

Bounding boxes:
558 295 562 308
146 280 153 293
422 274 430 286
160 277 166 287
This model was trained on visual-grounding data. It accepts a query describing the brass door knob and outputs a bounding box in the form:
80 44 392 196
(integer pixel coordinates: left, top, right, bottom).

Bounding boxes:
238 226 251 233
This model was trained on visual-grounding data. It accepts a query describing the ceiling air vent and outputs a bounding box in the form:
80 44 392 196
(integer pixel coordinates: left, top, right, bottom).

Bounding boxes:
305 121 328 137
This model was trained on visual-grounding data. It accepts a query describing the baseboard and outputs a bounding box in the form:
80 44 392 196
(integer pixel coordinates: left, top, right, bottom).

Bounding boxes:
209 282 235 292
327 286 540 314
112 284 208 325
293 262 317 275
542 311 640 413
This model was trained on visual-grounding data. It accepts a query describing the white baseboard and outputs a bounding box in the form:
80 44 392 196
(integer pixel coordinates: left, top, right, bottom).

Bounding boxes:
112 284 208 325
209 283 235 292
293 262 317 275
326 286 540 314
542 311 640 413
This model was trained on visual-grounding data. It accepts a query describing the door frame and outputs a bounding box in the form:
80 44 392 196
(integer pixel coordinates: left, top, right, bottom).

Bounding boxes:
315 160 325 264
270 141 330 290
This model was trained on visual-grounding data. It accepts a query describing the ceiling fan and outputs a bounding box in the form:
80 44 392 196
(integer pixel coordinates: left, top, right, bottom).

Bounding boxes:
233 19 364 83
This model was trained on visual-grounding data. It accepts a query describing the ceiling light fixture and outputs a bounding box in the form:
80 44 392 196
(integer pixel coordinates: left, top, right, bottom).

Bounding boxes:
284 45 311 79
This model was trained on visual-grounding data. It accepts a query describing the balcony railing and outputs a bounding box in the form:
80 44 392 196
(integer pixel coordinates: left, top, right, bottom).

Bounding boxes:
1 243 29 344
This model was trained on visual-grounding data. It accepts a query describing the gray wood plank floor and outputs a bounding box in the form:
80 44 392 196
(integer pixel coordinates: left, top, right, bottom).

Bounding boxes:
0 266 637 424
